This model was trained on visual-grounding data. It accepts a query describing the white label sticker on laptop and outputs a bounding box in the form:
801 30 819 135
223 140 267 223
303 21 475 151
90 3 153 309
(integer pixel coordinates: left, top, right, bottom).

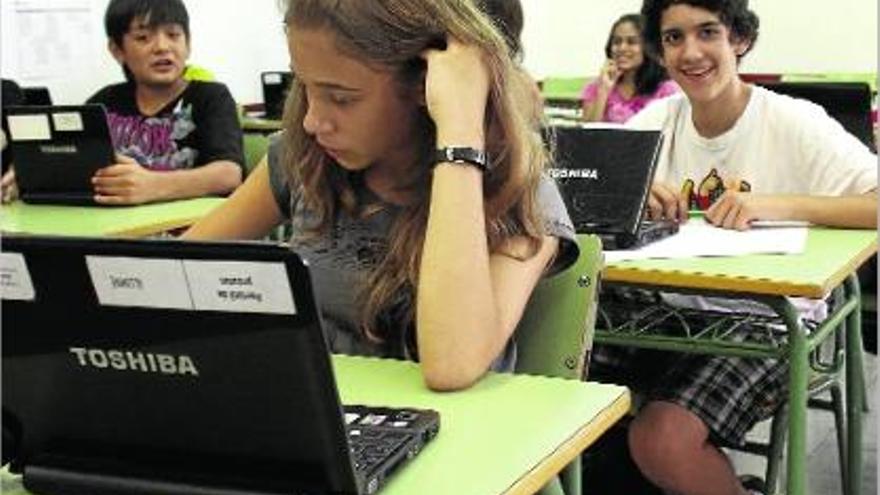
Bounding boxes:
183 260 296 315
0 253 35 301
7 114 51 141
52 111 84 132
86 256 194 310
264 73 282 85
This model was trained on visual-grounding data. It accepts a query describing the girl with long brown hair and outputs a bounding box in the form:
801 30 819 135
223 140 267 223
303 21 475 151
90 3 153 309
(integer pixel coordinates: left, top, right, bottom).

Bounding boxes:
184 0 577 391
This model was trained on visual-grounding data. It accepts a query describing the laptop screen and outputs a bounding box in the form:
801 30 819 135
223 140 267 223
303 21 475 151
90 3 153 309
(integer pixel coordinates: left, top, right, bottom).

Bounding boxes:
5 104 114 204
21 87 53 106
261 71 294 120
2 235 364 494
547 125 663 235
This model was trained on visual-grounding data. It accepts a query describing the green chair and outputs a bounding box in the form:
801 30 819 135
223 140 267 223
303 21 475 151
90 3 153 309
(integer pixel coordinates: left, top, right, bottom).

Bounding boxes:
242 132 271 177
241 132 290 242
183 64 216 82
514 234 604 495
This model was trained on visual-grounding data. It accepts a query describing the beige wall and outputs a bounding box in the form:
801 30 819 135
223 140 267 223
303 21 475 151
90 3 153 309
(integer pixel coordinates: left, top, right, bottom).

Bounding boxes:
520 0 878 80
1 0 876 104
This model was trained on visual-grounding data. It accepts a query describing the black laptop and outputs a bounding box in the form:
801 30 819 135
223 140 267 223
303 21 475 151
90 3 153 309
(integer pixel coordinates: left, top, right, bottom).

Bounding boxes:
261 71 294 120
1 235 440 495
21 86 53 106
547 125 678 250
4 104 114 205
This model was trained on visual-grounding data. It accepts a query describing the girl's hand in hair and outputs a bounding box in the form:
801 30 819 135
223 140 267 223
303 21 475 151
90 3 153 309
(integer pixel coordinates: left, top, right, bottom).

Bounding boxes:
420 38 489 150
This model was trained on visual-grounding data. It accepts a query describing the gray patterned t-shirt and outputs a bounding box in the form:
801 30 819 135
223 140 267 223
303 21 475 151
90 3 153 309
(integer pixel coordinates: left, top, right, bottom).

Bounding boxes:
267 135 577 370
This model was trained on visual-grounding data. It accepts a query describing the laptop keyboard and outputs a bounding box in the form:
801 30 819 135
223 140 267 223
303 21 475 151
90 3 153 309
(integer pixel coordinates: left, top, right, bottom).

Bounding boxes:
348 427 411 473
343 406 437 475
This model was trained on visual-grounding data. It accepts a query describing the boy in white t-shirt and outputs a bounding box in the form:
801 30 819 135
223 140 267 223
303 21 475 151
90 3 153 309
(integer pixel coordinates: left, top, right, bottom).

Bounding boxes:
598 1 878 494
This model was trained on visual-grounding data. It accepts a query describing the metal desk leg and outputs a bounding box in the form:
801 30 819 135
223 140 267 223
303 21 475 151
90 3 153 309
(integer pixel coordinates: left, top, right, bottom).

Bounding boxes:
845 275 864 495
766 296 809 495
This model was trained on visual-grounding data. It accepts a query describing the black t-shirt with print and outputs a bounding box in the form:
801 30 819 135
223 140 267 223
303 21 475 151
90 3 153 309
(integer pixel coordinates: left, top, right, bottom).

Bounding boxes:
86 80 244 173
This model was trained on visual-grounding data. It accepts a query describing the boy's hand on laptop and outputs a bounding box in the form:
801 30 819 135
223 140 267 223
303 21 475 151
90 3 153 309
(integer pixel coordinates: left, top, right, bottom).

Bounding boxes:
1 168 19 204
647 182 688 222
705 190 787 230
92 154 162 205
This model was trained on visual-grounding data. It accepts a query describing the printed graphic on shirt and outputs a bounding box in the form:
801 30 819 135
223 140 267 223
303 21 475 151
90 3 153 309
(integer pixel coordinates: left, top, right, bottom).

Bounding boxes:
106 102 197 171
681 168 751 211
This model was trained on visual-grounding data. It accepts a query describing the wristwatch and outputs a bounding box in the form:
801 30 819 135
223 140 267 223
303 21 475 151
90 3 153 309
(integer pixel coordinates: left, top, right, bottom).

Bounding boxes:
432 146 489 172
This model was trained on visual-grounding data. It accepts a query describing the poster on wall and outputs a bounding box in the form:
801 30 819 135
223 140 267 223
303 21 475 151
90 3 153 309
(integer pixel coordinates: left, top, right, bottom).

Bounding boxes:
7 0 96 81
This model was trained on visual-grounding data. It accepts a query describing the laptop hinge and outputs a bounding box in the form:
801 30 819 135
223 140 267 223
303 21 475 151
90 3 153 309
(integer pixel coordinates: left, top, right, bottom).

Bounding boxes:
24 464 291 495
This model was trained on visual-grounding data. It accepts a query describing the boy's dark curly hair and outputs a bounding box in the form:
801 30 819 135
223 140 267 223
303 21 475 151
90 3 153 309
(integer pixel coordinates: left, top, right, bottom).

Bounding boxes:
640 0 759 60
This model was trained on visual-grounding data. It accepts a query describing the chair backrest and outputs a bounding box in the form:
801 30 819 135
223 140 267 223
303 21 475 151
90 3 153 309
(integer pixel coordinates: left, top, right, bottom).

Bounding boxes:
242 132 271 176
514 234 603 380
183 65 216 82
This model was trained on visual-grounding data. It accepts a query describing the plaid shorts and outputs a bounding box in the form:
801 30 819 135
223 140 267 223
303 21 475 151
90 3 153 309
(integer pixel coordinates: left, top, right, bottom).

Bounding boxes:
590 334 788 447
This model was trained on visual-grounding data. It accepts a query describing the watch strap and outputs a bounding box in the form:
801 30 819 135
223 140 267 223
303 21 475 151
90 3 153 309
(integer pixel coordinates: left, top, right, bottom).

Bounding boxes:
432 146 489 172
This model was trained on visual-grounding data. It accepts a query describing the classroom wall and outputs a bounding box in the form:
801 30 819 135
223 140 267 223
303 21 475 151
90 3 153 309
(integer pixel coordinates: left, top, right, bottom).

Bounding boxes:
520 0 879 80
0 0 289 105
1 0 876 105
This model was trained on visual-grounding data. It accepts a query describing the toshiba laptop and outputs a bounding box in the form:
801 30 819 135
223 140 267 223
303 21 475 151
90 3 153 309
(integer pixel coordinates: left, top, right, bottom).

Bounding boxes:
261 71 294 120
4 104 114 205
547 125 678 250
1 235 439 495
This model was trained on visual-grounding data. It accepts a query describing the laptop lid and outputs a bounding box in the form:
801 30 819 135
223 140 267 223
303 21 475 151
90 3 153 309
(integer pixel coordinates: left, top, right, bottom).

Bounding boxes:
261 71 293 120
1 235 435 495
21 87 53 106
547 125 664 238
4 104 114 205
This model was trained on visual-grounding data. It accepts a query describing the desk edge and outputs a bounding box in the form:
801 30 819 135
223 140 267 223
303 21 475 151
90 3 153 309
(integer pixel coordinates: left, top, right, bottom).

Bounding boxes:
605 238 877 298
502 388 631 495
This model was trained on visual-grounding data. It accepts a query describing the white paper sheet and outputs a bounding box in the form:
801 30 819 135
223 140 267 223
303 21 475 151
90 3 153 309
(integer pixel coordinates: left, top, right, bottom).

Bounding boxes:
0 252 35 301
86 256 194 310
8 0 95 80
182 260 297 315
605 222 809 263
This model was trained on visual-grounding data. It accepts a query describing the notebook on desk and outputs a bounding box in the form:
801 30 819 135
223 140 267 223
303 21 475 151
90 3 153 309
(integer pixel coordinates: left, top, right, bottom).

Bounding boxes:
1 235 439 495
547 125 678 250
4 104 114 205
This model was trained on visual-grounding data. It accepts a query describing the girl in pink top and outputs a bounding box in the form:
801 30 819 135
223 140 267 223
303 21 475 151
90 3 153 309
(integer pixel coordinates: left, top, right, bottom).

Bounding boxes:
581 13 679 123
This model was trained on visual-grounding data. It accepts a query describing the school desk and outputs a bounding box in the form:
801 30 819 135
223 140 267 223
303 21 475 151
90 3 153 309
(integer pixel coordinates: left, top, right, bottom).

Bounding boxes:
0 197 225 238
594 227 877 495
241 116 283 134
541 76 587 110
0 354 631 495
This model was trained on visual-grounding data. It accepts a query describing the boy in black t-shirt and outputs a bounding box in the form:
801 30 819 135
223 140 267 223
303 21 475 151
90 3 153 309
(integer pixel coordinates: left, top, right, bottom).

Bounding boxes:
1 0 244 205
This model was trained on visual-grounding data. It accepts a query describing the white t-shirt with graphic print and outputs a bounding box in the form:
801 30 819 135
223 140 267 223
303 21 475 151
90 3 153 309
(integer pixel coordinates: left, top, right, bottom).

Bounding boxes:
627 85 877 319
628 85 876 203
